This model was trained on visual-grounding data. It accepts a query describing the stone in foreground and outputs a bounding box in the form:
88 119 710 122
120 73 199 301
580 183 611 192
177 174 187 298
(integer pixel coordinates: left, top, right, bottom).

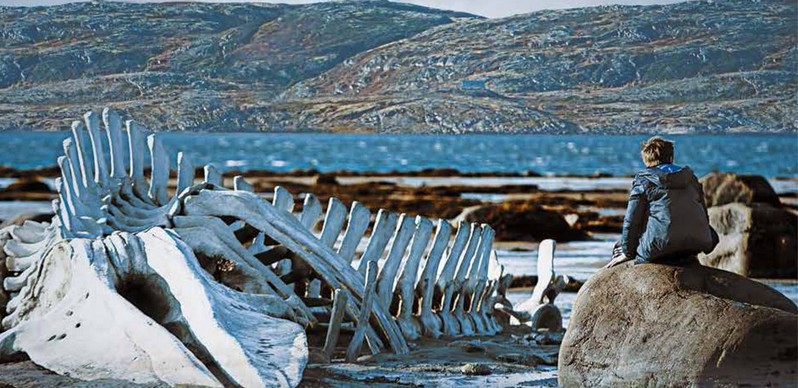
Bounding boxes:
559 262 798 387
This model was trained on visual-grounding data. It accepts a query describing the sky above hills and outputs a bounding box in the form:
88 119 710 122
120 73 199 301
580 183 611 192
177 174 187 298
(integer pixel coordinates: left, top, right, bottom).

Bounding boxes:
1 0 688 18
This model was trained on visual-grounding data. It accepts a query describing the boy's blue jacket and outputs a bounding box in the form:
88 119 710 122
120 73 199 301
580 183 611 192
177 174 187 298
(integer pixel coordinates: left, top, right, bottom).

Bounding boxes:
620 164 719 263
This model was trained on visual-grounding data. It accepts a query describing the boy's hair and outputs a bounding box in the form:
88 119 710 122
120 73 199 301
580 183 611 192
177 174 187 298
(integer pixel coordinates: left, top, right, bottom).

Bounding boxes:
641 136 674 167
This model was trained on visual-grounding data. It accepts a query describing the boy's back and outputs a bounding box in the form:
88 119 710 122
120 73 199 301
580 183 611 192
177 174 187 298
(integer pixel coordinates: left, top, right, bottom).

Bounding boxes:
623 164 717 263
614 136 719 267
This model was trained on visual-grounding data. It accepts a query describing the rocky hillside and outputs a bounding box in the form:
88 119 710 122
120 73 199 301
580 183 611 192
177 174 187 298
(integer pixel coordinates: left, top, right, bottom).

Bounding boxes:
0 0 795 133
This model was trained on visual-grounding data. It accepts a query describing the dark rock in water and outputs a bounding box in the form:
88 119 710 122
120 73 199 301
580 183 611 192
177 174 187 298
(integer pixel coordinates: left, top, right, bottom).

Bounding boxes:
559 262 798 387
0 167 60 179
495 353 540 367
415 168 460 177
461 363 491 376
312 173 339 186
700 202 797 278
528 304 563 332
448 340 486 353
0 213 53 229
0 166 18 178
465 203 589 242
569 211 624 234
3 178 52 193
700 172 781 207
307 349 331 364
529 331 564 346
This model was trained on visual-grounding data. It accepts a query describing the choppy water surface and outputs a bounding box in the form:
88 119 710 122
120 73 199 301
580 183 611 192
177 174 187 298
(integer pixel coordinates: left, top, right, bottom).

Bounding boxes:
1 132 796 177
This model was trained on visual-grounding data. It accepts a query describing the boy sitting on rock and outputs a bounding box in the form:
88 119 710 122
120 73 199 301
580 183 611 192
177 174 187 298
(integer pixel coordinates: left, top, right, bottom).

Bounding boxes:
606 136 718 268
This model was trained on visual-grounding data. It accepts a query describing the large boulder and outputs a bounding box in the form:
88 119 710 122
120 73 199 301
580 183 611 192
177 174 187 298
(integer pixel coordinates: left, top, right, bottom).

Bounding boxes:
700 172 780 207
559 262 798 387
699 202 797 278
464 202 589 242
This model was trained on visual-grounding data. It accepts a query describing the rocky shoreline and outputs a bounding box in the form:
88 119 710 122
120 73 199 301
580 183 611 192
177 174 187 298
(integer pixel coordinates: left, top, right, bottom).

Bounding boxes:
1 166 795 282
0 167 795 386
0 166 634 241
2 165 795 238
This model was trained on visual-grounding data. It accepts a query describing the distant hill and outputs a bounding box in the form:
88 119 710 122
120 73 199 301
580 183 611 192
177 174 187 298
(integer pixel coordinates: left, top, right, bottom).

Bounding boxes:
0 0 795 133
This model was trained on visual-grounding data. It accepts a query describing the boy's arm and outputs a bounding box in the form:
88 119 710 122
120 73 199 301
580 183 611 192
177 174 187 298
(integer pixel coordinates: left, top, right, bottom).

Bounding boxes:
620 178 648 260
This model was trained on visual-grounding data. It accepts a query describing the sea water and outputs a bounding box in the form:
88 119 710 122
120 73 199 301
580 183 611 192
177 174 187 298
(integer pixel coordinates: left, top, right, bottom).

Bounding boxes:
0 132 796 177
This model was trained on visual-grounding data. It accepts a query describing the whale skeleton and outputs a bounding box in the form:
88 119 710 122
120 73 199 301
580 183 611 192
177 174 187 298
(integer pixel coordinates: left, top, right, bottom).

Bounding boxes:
0 109 562 386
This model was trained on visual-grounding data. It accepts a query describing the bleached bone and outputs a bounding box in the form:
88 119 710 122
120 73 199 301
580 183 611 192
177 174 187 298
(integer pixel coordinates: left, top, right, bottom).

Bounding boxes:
323 289 348 360
451 224 486 336
415 219 452 338
346 261 378 362
63 139 88 202
273 186 295 213
103 108 127 180
337 201 371 263
478 252 504 334
9 221 47 244
136 228 308 386
126 120 149 201
395 216 433 340
309 198 347 298
178 189 409 354
84 111 109 187
0 238 221 387
299 194 323 231
70 120 93 190
465 226 495 335
433 221 471 336
441 223 481 336
177 152 195 194
0 107 558 386
375 214 416 307
271 186 295 278
2 223 56 295
0 108 318 386
4 234 51 272
2 228 308 387
357 209 397 274
147 135 170 205
511 239 563 330
319 198 347 248
170 215 314 326
294 194 324 296
204 163 222 186
60 142 104 229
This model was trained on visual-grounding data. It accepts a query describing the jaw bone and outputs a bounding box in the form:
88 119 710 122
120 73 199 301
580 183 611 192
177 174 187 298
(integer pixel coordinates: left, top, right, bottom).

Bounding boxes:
0 237 221 387
0 228 308 387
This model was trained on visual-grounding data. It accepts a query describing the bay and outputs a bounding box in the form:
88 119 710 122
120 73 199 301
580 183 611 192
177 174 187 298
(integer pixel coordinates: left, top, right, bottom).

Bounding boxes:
0 132 796 177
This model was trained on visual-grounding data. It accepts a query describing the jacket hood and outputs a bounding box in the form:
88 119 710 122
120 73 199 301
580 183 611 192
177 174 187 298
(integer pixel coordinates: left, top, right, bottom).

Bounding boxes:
638 165 694 189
